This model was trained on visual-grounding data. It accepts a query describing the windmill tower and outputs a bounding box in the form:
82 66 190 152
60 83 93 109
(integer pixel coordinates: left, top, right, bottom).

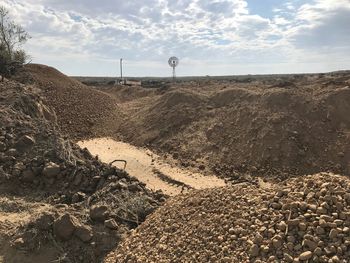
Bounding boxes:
168 56 179 81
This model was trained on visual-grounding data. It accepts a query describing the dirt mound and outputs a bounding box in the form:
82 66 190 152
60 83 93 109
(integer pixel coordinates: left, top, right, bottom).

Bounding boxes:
104 74 350 178
210 88 259 107
152 89 205 108
15 64 117 140
0 80 164 262
99 85 156 103
323 87 350 128
106 173 350 262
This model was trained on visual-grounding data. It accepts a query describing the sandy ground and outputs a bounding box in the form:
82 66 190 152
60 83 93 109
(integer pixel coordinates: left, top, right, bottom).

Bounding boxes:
78 138 226 196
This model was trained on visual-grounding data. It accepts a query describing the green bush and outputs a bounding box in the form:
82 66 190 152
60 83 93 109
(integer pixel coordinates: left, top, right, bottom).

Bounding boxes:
0 6 30 81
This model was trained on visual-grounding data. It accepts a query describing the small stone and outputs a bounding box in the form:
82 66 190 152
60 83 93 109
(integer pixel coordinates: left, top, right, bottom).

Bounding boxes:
299 251 313 260
329 229 338 239
284 253 294 262
254 233 263 244
0 141 6 152
249 244 259 257
42 162 60 177
302 239 317 251
116 181 128 189
272 235 283 248
104 218 119 230
287 219 300 226
277 221 287 231
314 247 322 256
268 256 276 261
36 212 55 230
331 255 340 263
73 173 83 185
15 135 35 151
128 182 141 192
72 192 86 203
21 169 35 182
299 222 307 231
75 225 93 242
13 237 25 247
90 205 108 221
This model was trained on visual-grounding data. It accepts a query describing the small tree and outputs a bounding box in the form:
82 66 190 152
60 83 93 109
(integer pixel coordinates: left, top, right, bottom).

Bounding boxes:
0 6 30 81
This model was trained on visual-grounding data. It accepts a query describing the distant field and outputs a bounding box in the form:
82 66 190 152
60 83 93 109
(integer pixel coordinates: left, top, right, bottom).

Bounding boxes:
72 70 350 86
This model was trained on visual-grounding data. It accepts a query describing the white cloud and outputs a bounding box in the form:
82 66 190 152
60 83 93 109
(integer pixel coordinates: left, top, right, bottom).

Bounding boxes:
2 0 350 76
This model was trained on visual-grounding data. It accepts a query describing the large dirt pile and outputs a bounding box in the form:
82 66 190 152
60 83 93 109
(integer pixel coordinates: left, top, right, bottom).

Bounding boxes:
0 80 164 262
106 173 350 263
108 73 350 178
15 64 117 140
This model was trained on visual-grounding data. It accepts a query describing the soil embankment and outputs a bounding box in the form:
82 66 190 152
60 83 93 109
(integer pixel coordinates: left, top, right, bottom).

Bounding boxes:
97 73 350 179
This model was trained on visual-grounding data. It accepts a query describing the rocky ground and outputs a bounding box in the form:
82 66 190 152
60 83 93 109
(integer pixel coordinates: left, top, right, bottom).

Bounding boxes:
0 80 164 262
2 65 350 263
105 173 350 263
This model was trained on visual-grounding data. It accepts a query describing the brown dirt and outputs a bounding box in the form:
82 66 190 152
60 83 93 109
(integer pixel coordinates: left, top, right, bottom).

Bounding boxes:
93 73 350 179
6 65 350 263
14 64 119 140
17 65 350 179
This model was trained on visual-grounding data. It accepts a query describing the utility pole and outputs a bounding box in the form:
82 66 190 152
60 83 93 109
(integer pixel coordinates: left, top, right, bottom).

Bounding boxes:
120 58 123 84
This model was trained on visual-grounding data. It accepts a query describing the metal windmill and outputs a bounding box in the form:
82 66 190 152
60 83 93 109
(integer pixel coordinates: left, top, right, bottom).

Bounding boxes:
168 56 179 81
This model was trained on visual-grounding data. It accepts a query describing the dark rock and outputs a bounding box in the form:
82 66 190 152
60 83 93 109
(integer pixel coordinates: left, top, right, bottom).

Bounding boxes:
36 213 55 230
73 173 83 185
128 182 142 192
0 141 6 152
90 205 109 221
15 135 35 152
42 162 60 177
21 169 35 182
6 148 18 157
75 224 93 242
104 219 118 230
96 177 106 190
53 214 79 241
71 192 86 203
116 181 128 190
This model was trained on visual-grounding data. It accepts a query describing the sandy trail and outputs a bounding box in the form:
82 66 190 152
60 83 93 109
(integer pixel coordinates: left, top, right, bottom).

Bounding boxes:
78 138 226 196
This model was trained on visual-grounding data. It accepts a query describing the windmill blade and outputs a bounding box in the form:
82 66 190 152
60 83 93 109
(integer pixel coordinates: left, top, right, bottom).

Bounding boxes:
168 56 179 67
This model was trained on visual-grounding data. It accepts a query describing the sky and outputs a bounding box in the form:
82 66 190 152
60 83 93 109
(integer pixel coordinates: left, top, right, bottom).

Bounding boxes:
2 0 350 76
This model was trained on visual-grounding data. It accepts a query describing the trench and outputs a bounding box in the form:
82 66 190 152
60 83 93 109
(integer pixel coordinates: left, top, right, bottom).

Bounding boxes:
77 137 226 196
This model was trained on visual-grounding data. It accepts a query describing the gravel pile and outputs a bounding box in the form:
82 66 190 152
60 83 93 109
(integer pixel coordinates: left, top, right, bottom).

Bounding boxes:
106 173 350 263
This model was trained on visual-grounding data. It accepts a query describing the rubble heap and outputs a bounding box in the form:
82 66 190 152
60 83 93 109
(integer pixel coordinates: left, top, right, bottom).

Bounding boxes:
0 80 164 262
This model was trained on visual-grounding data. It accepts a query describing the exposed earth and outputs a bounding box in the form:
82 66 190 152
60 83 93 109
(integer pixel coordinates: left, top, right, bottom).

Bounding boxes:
78 138 226 196
1 64 349 262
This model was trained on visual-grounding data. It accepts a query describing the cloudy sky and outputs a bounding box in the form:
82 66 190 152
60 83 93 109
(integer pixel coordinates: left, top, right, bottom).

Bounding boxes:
2 0 350 76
